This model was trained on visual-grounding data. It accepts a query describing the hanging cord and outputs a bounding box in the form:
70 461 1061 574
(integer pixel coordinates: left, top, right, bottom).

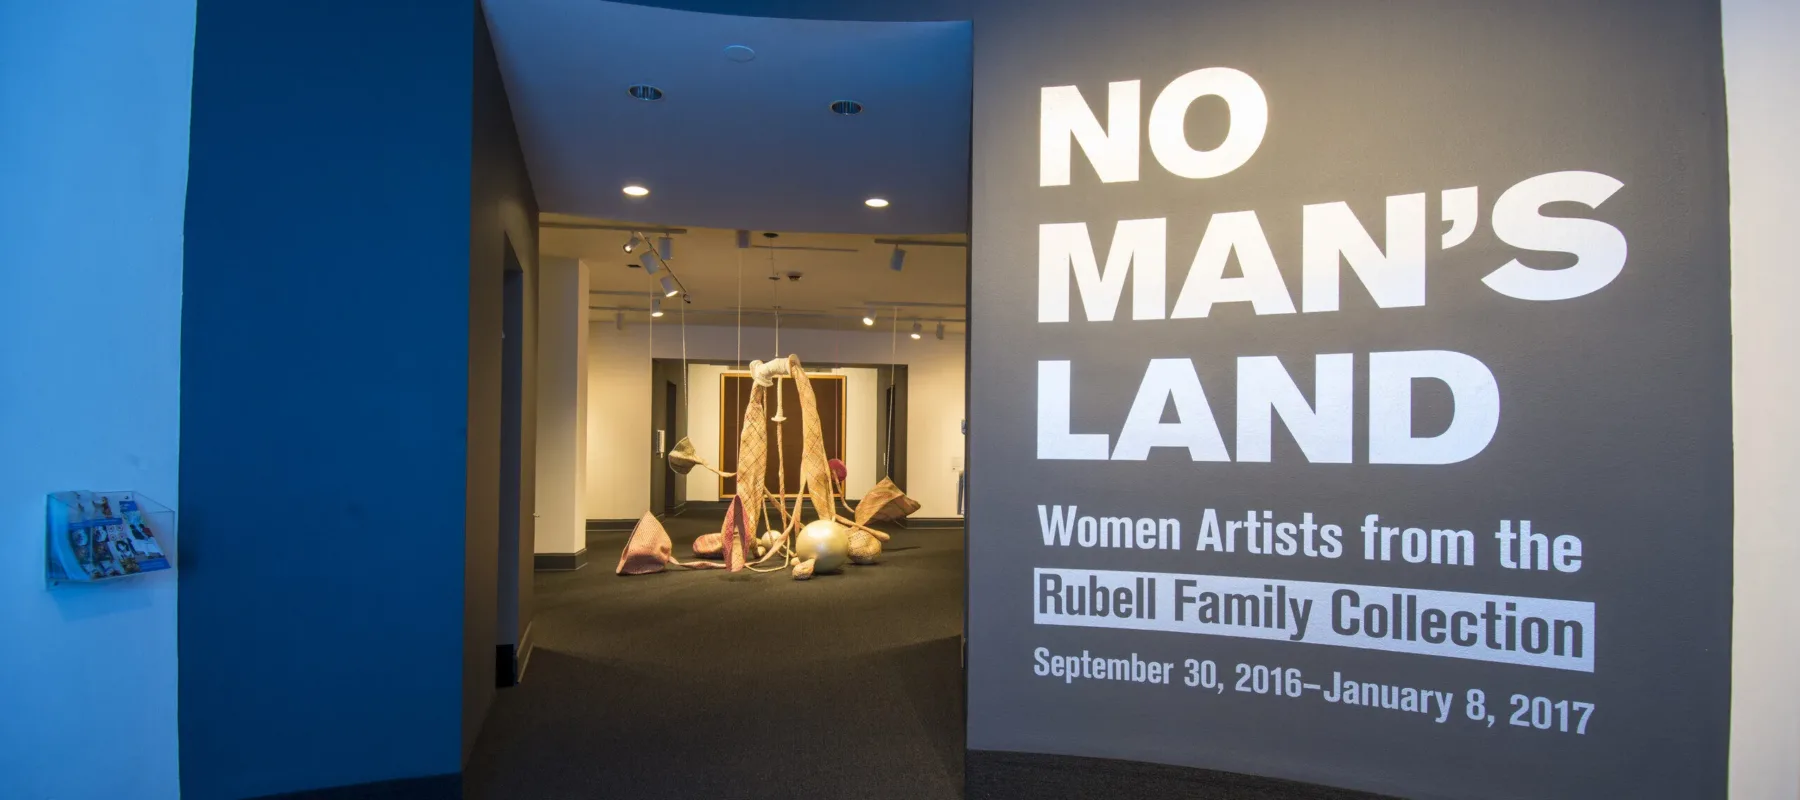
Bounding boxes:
886 306 898 478
680 291 688 411
770 249 781 359
735 248 743 371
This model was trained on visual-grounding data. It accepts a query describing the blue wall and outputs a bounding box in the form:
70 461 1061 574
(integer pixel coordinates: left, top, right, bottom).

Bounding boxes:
178 1 484 796
0 2 193 799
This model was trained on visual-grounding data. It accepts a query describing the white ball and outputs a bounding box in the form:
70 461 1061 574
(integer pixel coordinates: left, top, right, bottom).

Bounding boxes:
793 520 850 574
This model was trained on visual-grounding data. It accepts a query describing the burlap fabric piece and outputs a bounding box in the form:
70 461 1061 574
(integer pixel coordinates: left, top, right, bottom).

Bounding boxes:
667 436 701 475
787 356 835 525
720 381 770 572
722 495 757 572
691 532 723 558
669 435 734 478
848 529 882 565
856 477 921 526
617 511 673 575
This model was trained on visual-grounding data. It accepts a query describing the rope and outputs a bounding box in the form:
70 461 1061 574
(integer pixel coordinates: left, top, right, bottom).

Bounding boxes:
735 248 742 371
680 289 688 411
770 249 780 358
886 306 898 477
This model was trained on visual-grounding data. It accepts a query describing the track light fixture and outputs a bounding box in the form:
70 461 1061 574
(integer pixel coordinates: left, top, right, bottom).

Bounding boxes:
889 246 906 272
910 320 922 340
658 236 673 260
623 234 641 254
650 297 664 318
935 322 945 340
639 251 660 275
862 305 876 326
659 276 679 297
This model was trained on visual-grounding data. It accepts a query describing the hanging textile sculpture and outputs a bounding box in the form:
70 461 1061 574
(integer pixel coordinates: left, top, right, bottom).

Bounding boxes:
616 354 915 579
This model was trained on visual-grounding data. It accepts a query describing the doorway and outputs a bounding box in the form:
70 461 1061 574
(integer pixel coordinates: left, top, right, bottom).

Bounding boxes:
497 239 527 687
468 3 972 798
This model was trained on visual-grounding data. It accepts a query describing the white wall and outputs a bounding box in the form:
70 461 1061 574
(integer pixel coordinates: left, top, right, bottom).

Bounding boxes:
586 322 965 519
1723 2 1800 797
684 362 731 503
584 320 655 521
534 257 589 554
842 367 879 498
0 3 193 799
681 365 879 503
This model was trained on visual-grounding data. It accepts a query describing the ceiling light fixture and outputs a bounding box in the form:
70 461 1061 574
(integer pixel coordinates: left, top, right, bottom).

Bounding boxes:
723 45 756 63
862 305 876 326
910 321 922 340
623 233 641 254
935 322 945 340
639 252 660 274
830 100 864 116
626 84 664 101
889 246 906 272
622 185 649 197
659 276 679 297
865 197 890 208
650 297 664 318
616 311 625 330
658 236 673 260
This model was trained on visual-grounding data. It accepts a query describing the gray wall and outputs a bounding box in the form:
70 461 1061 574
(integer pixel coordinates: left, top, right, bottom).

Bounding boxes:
962 1 1731 799
617 4 1742 796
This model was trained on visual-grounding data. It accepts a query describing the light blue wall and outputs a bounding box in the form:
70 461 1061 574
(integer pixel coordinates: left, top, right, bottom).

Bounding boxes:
0 2 194 799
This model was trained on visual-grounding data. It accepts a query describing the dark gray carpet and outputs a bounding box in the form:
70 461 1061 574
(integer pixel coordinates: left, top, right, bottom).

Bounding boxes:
464 511 966 800
463 510 1395 800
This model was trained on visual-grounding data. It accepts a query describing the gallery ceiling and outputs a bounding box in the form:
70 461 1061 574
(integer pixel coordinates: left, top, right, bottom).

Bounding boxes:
543 215 967 333
483 0 973 235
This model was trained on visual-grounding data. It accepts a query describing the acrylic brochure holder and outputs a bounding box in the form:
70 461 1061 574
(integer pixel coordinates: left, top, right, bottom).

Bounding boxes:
46 490 174 587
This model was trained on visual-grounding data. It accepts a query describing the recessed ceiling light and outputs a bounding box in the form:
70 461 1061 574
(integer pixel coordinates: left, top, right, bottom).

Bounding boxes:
627 84 664 101
723 45 756 63
864 197 889 208
830 100 864 116
623 185 649 197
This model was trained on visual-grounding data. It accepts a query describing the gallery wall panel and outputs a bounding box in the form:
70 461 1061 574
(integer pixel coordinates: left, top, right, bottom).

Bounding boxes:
964 1 1731 798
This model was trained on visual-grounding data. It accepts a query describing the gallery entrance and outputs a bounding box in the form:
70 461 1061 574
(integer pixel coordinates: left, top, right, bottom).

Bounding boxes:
459 1 973 795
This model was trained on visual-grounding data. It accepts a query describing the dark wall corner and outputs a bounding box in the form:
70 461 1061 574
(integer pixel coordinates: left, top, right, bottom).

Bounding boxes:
466 0 542 765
